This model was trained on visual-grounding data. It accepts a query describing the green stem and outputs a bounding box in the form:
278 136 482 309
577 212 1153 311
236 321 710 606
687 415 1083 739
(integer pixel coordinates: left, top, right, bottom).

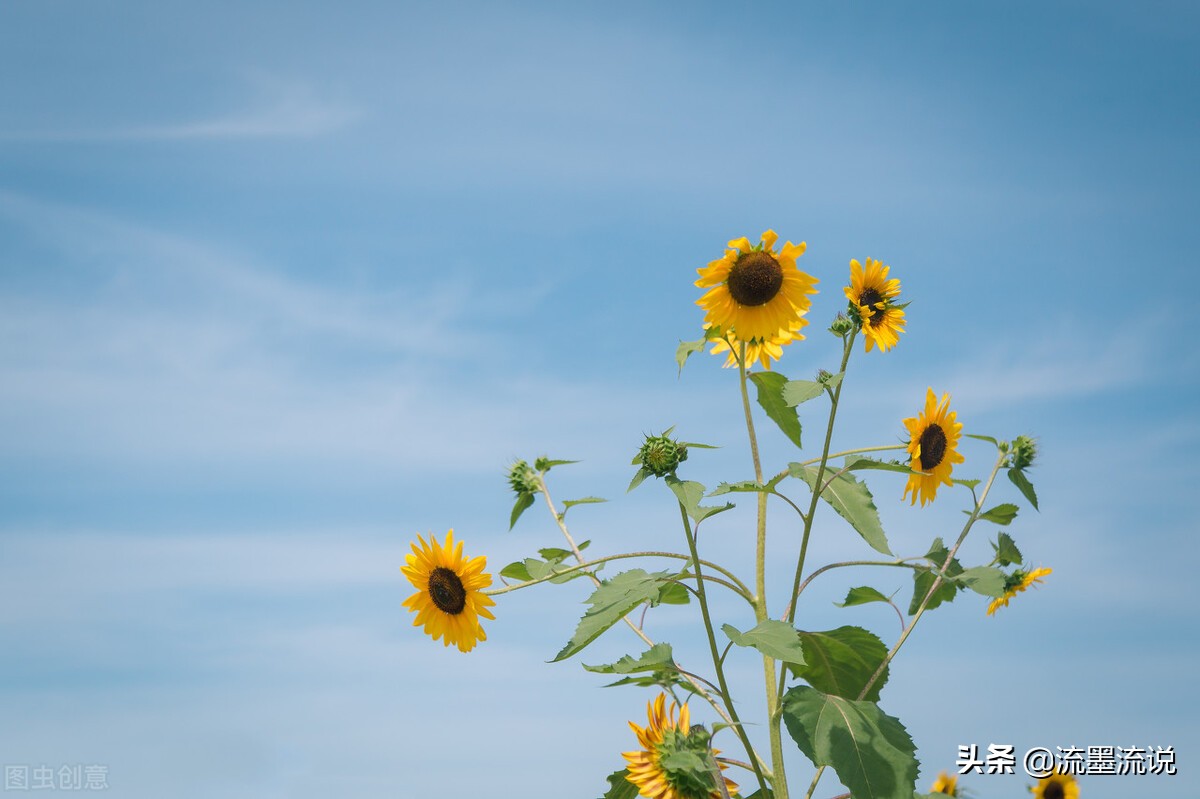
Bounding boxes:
779 558 923 620
738 343 789 799
484 550 746 598
767 443 905 485
679 501 771 797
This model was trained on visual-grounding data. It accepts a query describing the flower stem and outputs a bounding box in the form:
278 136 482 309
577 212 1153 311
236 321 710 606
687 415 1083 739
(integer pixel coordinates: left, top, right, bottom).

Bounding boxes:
679 501 771 798
738 343 789 799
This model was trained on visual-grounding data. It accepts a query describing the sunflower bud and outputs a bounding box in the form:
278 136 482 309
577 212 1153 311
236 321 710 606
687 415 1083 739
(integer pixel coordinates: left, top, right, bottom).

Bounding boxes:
637 434 688 477
828 313 854 337
1010 435 1038 470
507 459 540 496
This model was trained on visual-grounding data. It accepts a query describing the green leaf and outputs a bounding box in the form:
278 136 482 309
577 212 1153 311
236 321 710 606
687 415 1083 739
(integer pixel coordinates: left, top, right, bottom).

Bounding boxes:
1008 468 1040 510
993 532 1023 567
722 620 807 668
560 496 607 519
535 457 578 472
666 476 735 523
627 467 652 493
782 379 827 407
710 480 768 495
524 557 593 584
795 626 890 702
653 580 691 605
676 336 707 375
599 769 639 799
509 492 535 530
553 570 672 661
741 791 775 799
584 643 677 675
908 569 959 615
500 560 533 581
954 566 1007 597
844 457 916 475
975 503 1019 526
749 371 803 448
835 586 893 608
538 546 573 563
965 433 1000 446
790 464 891 555
782 686 919 799
952 478 981 489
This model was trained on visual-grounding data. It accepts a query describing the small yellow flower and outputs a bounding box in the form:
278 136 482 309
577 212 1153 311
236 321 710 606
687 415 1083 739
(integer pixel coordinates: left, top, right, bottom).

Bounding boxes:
843 257 906 352
902 388 965 506
400 530 495 652
696 230 818 344
930 770 959 796
1030 768 1079 799
623 694 737 799
988 567 1052 616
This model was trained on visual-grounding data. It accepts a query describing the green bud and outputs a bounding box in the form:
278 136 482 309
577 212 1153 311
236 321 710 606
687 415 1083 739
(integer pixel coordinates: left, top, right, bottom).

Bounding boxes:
507 459 540 496
637 434 688 478
1010 435 1038 470
828 313 854 337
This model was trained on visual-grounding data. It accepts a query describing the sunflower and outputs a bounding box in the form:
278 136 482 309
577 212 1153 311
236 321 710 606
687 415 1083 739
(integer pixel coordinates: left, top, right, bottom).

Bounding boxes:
401 530 495 652
705 322 805 370
843 257 906 353
987 567 1052 616
902 388 965 506
696 230 818 344
623 694 738 799
930 771 959 796
1030 769 1079 799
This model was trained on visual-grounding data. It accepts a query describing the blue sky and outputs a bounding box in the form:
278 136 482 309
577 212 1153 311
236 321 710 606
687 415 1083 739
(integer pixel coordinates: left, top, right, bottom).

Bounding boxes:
1 2 1197 797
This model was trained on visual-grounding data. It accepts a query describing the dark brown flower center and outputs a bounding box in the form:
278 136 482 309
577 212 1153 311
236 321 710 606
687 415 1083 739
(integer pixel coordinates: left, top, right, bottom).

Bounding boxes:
1043 780 1065 799
727 251 783 307
918 424 948 470
428 566 467 614
858 288 886 326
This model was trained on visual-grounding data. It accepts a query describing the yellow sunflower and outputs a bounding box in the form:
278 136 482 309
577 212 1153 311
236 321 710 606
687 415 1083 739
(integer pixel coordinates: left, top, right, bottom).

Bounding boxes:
902 388 965 506
696 230 818 344
623 694 737 799
987 567 1052 616
401 530 495 652
930 770 959 796
1030 769 1079 799
705 322 805 370
843 257 906 352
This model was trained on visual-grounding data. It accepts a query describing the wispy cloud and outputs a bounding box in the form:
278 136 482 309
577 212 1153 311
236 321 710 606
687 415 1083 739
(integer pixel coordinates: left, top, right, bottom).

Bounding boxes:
0 79 359 142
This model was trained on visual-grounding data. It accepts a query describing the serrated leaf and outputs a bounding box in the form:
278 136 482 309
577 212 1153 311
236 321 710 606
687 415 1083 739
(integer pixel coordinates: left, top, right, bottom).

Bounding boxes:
538 546 573 563
553 570 672 661
836 586 893 608
525 557 593 584
653 580 691 605
628 467 652 493
500 560 533 581
599 769 640 799
908 568 959 615
561 496 607 520
509 492 535 530
844 457 916 475
954 566 1007 597
666 476 734 523
791 464 891 555
676 337 707 375
795 626 890 702
976 503 1018 526
722 620 807 667
749 371 803 448
710 480 769 495
1008 468 1039 510
584 643 677 675
782 686 919 799
952 478 981 489
782 379 827 407
994 532 1023 567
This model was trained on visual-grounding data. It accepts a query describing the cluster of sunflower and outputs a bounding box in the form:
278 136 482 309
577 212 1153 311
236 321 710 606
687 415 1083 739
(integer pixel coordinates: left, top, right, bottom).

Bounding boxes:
401 231 1059 799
